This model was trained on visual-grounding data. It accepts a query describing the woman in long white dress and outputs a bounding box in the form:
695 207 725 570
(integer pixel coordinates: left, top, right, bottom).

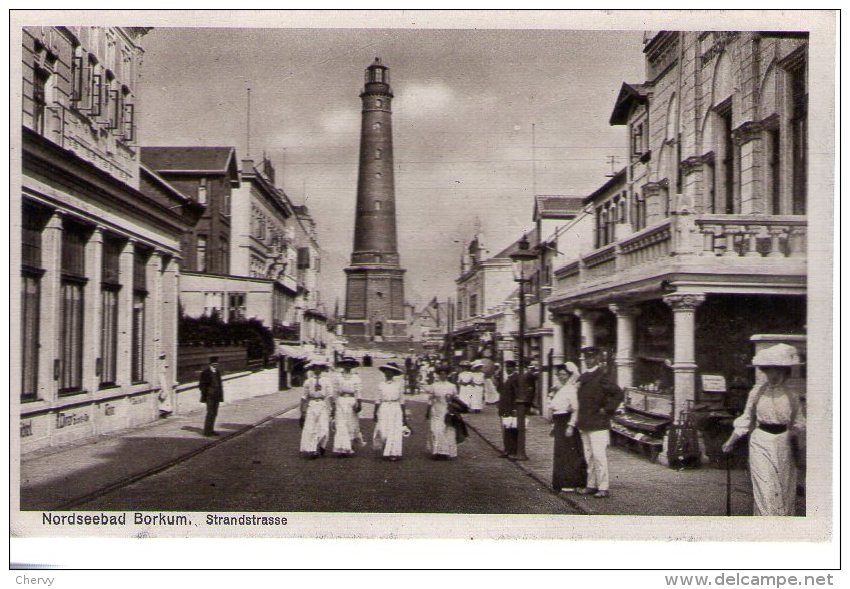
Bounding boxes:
299 360 335 458
332 357 363 456
456 361 475 410
426 365 460 460
373 362 406 461
469 361 486 413
722 343 805 516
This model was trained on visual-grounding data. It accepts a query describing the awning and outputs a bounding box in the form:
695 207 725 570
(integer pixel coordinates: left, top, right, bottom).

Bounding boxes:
278 344 307 359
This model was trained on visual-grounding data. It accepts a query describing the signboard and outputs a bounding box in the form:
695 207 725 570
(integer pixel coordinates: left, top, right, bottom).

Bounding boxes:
701 374 727 393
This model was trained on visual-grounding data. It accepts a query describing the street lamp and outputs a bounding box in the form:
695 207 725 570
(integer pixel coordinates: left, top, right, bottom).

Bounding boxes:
509 233 537 461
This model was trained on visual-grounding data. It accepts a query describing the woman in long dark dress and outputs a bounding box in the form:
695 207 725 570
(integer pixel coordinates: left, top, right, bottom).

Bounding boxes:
548 362 587 492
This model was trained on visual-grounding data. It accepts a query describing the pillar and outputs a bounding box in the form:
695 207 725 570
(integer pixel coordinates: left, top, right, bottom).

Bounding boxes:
733 121 765 215
575 309 598 349
115 239 135 388
609 303 638 389
37 210 63 402
83 227 104 394
663 293 705 421
550 315 565 365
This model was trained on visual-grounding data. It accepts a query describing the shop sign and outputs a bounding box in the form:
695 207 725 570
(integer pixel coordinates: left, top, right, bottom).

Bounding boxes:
701 374 727 393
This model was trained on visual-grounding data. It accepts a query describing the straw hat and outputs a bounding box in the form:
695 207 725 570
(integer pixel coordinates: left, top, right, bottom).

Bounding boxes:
336 356 360 368
378 362 404 375
751 343 802 367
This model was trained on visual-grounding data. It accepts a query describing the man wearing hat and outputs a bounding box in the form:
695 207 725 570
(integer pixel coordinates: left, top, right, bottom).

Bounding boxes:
199 356 225 437
575 346 623 498
498 360 519 458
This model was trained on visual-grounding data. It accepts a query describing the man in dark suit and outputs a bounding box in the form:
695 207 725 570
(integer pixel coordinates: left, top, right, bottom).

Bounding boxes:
199 356 224 437
497 360 519 458
575 346 623 498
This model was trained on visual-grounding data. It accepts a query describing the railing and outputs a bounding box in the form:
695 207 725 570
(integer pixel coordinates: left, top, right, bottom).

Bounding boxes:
552 214 806 293
583 244 616 280
619 219 672 269
695 215 807 258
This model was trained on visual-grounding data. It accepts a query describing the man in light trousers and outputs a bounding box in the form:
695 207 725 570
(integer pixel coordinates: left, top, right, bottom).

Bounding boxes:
575 346 623 498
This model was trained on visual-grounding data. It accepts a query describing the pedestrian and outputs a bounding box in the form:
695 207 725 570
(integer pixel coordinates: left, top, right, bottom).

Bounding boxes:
157 352 175 418
198 356 224 437
498 360 519 458
373 362 407 461
481 357 500 405
456 361 475 410
575 346 624 498
425 364 461 460
468 360 486 413
332 356 364 456
299 359 335 458
548 362 587 493
721 343 805 516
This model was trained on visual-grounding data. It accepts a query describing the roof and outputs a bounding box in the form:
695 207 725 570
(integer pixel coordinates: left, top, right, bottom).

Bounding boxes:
139 164 193 203
491 226 541 259
609 82 650 125
141 146 238 175
533 196 585 221
583 168 627 206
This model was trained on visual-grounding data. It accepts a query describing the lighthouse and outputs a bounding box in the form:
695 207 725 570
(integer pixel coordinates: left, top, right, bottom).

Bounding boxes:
343 57 407 342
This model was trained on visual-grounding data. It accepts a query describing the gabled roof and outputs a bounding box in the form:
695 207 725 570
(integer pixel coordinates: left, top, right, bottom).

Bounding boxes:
491 226 540 259
141 146 238 176
609 82 650 125
533 195 585 221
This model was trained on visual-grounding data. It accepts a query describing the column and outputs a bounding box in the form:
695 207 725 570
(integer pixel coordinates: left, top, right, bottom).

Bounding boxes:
733 122 765 215
115 239 135 388
37 211 64 402
549 314 565 365
609 303 638 389
663 293 705 421
145 251 163 386
83 227 104 394
575 309 598 349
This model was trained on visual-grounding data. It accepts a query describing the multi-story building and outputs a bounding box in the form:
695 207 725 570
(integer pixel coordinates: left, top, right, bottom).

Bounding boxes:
546 31 809 459
292 204 328 347
18 26 200 452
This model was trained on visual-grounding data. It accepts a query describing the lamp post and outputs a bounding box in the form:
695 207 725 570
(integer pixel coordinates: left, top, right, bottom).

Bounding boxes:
509 233 537 461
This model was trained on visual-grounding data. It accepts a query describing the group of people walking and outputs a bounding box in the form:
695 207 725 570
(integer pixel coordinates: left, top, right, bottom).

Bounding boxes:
298 357 469 461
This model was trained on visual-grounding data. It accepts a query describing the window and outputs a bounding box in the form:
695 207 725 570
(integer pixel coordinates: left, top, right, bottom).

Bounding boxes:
375 200 382 211
631 121 646 157
88 58 103 117
222 189 231 216
769 128 781 214
119 87 133 141
228 293 247 322
469 294 478 317
197 177 208 205
71 46 85 105
375 148 382 160
789 60 807 215
59 223 88 395
373 121 382 131
196 235 207 272
21 206 45 401
457 300 463 320
632 193 647 232
220 239 229 273
715 102 736 214
100 237 122 387
33 67 51 135
376 99 383 108
131 248 149 384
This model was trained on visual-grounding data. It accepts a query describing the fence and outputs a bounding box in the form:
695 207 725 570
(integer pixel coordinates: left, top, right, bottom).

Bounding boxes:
177 345 249 383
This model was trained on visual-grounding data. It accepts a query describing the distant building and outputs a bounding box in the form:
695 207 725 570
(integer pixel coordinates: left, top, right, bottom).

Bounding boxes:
18 26 200 452
408 298 451 347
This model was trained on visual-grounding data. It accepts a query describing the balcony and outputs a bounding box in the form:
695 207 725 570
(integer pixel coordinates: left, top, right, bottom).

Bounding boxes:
550 213 807 305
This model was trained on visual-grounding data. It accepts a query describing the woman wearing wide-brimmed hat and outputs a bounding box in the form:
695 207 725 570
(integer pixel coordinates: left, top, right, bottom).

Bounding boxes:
299 359 335 458
467 360 486 413
373 362 407 460
331 356 364 456
456 361 475 413
722 343 806 515
425 364 462 460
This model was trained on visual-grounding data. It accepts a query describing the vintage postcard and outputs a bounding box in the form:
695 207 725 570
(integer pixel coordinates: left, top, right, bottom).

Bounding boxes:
8 9 838 568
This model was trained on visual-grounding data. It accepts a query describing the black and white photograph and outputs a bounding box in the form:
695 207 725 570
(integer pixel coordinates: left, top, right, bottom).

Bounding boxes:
8 8 838 571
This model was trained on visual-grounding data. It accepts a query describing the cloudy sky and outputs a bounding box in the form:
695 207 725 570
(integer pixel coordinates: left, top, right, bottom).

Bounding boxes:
138 26 646 310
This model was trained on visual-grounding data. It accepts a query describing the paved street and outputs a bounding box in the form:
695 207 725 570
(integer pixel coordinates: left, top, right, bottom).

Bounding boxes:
71 367 580 514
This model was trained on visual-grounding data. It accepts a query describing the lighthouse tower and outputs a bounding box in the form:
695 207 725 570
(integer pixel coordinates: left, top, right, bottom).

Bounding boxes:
343 58 407 342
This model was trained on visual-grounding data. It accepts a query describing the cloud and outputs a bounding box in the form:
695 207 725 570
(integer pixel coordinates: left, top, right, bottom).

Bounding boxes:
319 109 361 135
395 82 455 119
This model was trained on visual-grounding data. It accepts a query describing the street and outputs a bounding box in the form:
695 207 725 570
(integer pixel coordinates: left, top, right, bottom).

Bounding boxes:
74 367 580 514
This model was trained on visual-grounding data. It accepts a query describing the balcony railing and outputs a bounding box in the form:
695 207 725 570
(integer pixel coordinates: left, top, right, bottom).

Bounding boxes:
553 214 806 293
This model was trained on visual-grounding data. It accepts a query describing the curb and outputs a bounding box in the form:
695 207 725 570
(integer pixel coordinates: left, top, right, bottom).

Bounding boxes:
54 399 302 510
463 418 592 515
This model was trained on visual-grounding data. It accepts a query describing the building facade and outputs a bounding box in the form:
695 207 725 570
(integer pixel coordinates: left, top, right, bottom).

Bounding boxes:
546 31 808 459
343 58 407 342
18 26 199 452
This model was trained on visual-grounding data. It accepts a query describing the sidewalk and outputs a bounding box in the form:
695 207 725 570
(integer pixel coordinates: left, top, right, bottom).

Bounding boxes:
19 369 303 511
464 405 756 516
